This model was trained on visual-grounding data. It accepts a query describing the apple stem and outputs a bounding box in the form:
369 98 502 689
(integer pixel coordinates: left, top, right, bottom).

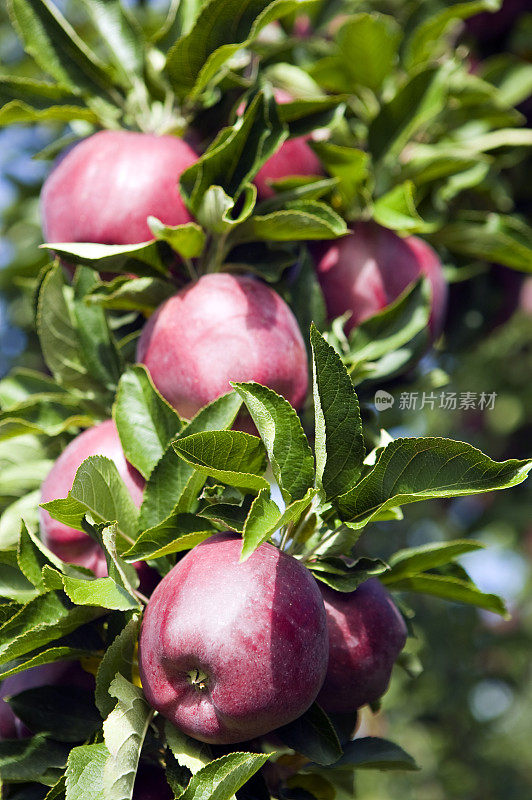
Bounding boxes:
134 589 150 605
187 668 209 691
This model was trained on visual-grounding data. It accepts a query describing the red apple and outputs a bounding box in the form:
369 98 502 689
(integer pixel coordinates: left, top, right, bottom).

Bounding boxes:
313 221 448 336
317 579 407 713
40 130 197 247
39 420 144 578
0 661 94 739
138 533 328 744
253 89 323 199
137 273 308 420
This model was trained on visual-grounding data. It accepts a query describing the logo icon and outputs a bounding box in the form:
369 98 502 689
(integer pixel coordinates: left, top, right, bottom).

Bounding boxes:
374 390 394 411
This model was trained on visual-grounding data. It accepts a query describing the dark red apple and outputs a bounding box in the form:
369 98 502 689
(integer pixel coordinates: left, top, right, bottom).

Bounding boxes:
0 661 94 739
136 273 308 420
313 221 448 336
40 420 144 578
40 130 197 247
138 533 328 744
253 89 323 199
317 579 407 714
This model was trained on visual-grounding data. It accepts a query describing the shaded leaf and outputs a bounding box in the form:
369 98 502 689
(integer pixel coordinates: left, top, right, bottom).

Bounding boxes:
232 383 315 504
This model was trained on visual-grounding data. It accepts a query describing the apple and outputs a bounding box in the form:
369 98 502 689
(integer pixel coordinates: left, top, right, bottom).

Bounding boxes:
39 419 144 578
317 579 407 713
40 130 197 247
313 221 448 337
137 273 308 420
138 533 329 744
253 89 323 199
0 661 94 739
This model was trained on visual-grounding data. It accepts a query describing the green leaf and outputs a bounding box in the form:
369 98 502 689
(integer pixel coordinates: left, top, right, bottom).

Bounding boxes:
7 0 117 98
136 448 205 532
95 616 139 718
198 494 254 534
72 267 123 391
40 455 139 543
103 675 152 800
114 365 183 480
311 325 365 500
197 184 256 234
0 591 104 666
80 0 145 87
373 181 432 234
289 247 327 338
173 430 269 491
45 774 67 799
431 213 532 272
332 737 418 771
368 64 450 162
309 557 389 592
180 91 284 216
277 95 347 137
405 0 500 70
241 486 316 560
0 493 42 550
178 751 270 800
310 142 370 209
41 241 172 280
0 100 97 126
386 539 485 580
336 438 532 525
138 392 242 529
165 720 212 774
336 13 401 93
0 642 99 680
383 573 508 616
42 565 140 611
0 368 69 408
0 550 40 602
98 524 140 594
148 217 206 259
0 734 69 785
85 276 175 314
36 264 96 395
17 521 62 592
480 55 532 108
0 398 94 442
240 200 347 241
124 513 217 560
0 74 76 106
7 685 101 742
66 743 108 800
166 0 317 98
346 278 431 368
232 383 315 504
277 703 342 766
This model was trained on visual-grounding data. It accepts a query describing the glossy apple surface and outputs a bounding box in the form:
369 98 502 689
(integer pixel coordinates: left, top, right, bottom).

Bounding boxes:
317 579 407 713
0 661 94 739
137 273 308 420
41 130 197 246
253 89 322 199
40 420 144 577
138 533 328 744
313 221 448 336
